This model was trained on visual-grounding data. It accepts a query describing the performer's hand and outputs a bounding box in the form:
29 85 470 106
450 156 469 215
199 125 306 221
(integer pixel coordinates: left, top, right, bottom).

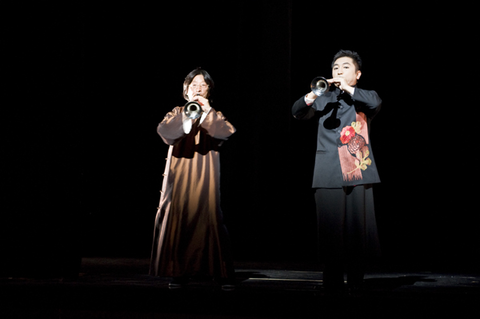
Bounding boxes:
192 95 211 112
328 77 354 95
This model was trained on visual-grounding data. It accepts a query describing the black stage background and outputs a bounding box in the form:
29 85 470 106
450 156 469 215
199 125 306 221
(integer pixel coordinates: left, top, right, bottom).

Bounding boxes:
2 1 477 277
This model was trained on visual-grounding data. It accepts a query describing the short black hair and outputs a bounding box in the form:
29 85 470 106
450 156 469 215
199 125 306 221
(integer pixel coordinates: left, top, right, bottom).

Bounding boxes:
182 67 215 101
331 50 362 71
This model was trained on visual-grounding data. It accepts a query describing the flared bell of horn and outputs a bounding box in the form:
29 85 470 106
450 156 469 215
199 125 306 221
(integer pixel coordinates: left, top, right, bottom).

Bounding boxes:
184 101 203 120
310 76 330 96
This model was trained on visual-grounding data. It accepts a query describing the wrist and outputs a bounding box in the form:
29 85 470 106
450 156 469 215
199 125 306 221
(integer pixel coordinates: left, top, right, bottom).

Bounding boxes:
343 86 354 95
306 92 317 100
203 105 212 113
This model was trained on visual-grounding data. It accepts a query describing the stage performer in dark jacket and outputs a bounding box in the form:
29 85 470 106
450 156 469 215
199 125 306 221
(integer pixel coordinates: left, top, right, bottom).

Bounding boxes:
150 68 236 291
292 50 382 293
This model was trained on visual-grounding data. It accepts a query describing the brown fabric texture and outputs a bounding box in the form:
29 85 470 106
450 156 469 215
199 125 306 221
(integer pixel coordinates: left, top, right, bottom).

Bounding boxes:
150 107 236 279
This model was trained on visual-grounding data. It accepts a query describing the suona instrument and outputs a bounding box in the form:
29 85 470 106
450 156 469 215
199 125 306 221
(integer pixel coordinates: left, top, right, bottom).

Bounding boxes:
310 76 330 96
184 94 203 119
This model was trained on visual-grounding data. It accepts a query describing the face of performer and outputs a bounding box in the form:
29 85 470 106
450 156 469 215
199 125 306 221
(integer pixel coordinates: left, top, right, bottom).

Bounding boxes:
332 56 362 87
187 75 210 101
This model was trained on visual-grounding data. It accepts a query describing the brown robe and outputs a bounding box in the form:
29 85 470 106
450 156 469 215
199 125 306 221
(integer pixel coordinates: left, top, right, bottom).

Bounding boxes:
150 106 236 279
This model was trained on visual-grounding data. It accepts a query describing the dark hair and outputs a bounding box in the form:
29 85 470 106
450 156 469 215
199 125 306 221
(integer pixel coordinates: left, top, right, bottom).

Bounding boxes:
331 50 362 71
182 67 215 101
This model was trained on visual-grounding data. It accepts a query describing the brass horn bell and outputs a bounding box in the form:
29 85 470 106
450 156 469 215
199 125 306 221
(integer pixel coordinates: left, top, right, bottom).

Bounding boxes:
310 76 330 96
184 101 203 120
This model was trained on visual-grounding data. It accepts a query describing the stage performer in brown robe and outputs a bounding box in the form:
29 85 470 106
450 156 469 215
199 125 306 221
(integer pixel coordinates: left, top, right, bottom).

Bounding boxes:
150 68 236 290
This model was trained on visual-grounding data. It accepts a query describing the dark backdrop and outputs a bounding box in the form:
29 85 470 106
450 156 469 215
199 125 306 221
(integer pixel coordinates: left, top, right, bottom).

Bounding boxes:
3 1 478 277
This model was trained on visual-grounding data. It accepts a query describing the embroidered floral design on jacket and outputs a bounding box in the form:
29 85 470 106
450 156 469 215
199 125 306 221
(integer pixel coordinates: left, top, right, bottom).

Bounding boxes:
338 114 372 182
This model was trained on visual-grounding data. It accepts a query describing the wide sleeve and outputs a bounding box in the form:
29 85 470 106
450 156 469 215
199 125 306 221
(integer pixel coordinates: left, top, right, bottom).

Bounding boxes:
292 95 316 120
157 107 186 145
199 108 236 140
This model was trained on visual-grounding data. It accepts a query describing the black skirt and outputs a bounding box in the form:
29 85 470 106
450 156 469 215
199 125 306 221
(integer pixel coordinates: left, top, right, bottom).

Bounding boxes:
314 184 381 263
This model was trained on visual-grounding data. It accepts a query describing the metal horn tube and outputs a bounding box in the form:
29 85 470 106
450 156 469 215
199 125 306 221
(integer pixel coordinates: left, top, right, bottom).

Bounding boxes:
184 100 203 120
310 76 330 96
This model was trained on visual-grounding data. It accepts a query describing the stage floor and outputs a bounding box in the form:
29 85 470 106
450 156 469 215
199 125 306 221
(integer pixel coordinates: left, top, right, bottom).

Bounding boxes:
1 257 479 318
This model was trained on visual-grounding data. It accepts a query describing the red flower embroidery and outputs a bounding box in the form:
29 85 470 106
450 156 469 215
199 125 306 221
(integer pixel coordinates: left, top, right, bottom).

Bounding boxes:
340 126 355 144
338 117 372 181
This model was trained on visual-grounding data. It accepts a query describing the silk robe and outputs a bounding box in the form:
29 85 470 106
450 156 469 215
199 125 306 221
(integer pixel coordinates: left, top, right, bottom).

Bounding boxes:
150 106 236 280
